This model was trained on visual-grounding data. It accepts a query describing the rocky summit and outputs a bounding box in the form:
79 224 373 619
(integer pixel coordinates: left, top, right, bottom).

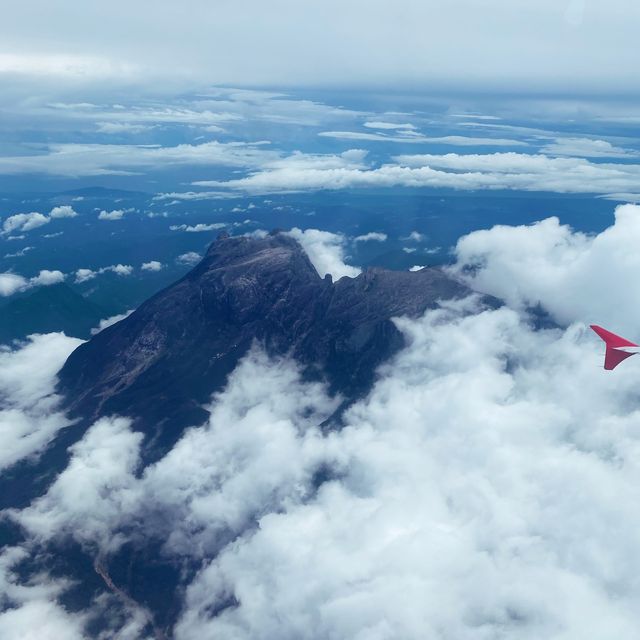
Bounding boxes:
58 232 469 458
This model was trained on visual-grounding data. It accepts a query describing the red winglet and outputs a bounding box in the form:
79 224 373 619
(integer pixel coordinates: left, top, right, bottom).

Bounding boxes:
591 325 638 370
604 347 636 371
590 325 638 348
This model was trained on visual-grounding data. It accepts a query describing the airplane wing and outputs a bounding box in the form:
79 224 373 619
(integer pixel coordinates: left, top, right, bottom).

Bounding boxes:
590 324 638 370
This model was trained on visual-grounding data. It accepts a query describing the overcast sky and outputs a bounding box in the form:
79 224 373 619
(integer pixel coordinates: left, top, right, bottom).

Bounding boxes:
2 0 640 94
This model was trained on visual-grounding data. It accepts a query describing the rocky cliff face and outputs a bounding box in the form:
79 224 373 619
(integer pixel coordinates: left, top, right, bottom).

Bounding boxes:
58 232 469 458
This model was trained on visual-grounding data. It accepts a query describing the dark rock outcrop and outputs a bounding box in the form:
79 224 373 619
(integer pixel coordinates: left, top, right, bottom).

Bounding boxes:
58 232 469 457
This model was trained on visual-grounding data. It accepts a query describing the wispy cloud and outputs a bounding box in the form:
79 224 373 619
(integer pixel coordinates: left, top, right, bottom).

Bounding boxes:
319 130 527 147
203 150 640 197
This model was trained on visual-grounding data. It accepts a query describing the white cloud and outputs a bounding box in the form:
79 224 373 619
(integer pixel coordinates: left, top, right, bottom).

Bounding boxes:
0 52 137 80
450 113 501 121
29 270 65 287
0 333 83 471
203 124 226 133
91 310 134 335
49 205 78 219
210 150 640 196
319 130 526 147
409 265 425 271
450 203 640 336
141 260 164 272
108 264 133 276
96 121 156 134
153 191 238 202
170 223 227 233
0 140 277 177
3 246 33 259
353 232 387 243
2 206 78 234
404 231 425 242
540 137 639 158
74 264 133 283
169 297 640 639
363 121 417 130
0 547 88 640
598 192 640 203
177 251 202 265
13 416 143 551
194 149 370 194
98 209 125 221
0 273 28 296
2 212 49 233
74 268 96 283
9 347 338 554
286 228 361 279
0 270 66 296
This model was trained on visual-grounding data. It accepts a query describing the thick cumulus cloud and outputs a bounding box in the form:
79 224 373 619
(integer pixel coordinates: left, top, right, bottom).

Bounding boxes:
353 231 387 243
173 300 640 640
451 203 640 335
1 206 77 234
176 251 202 266
7 206 640 638
286 228 361 279
0 269 66 296
140 260 163 272
0 273 28 296
13 416 143 551
0 333 82 471
74 263 133 283
11 350 339 556
97 209 125 221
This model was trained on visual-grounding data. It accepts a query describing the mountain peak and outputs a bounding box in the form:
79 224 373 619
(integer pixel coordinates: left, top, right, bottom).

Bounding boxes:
58 233 471 460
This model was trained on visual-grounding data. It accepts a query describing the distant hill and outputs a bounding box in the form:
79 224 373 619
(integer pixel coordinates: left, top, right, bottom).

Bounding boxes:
0 283 107 343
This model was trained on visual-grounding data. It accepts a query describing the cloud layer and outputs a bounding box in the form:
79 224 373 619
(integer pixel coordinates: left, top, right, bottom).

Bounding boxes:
2 1 640 90
0 333 83 471
207 150 640 196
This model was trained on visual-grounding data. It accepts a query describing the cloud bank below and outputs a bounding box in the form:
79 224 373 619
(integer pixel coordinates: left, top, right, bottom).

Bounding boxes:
4 205 640 638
